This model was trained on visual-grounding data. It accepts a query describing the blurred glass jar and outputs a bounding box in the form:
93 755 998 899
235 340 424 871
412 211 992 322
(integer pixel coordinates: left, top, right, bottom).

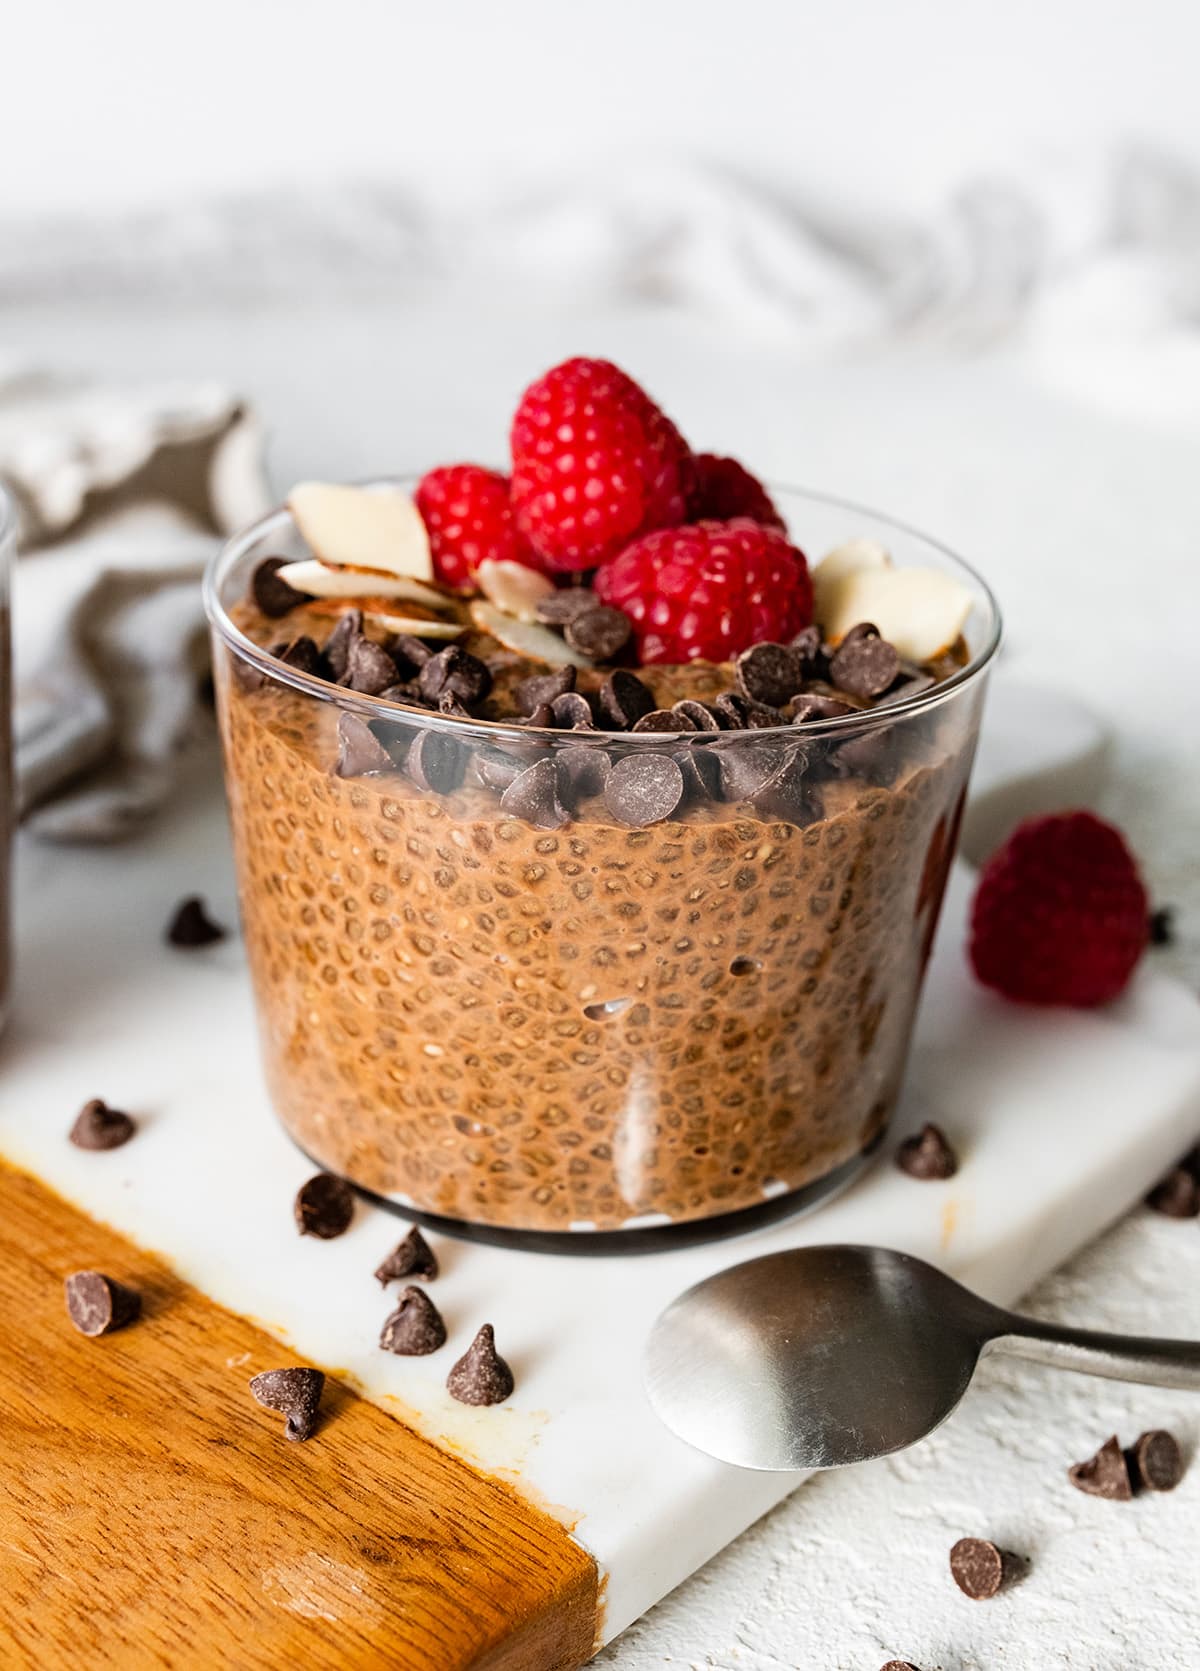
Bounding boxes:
0 486 14 1037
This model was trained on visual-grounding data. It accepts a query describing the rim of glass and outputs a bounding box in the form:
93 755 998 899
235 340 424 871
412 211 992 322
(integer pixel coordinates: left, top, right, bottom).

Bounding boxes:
203 478 1002 744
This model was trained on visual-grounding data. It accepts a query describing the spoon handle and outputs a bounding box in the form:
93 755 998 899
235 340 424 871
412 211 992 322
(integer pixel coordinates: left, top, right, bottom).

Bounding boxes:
986 1317 1200 1390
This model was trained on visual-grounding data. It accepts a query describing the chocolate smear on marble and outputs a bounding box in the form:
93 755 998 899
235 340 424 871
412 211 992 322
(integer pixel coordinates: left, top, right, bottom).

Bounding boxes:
380 1286 447 1356
446 1323 514 1406
375 1227 439 1285
249 1366 325 1441
166 895 227 948
294 1172 356 1239
896 1123 958 1180
65 1271 141 1337
69 1098 136 1152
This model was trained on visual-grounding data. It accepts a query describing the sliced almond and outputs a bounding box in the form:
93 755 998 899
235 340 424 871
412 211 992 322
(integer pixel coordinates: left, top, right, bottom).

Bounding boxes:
364 612 464 641
476 559 556 622
821 565 972 661
288 482 434 582
275 559 450 611
813 537 892 630
469 600 595 667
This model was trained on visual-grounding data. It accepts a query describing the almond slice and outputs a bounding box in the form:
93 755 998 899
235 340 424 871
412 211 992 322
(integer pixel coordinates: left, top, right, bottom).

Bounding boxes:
364 612 464 641
288 482 434 582
813 537 892 630
821 565 972 661
476 559 556 622
469 600 595 667
275 559 449 611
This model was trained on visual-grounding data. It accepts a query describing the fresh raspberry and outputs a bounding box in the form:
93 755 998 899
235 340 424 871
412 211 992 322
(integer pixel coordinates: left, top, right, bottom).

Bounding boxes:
509 357 691 573
593 518 813 665
969 812 1149 1007
687 453 785 529
415 464 544 592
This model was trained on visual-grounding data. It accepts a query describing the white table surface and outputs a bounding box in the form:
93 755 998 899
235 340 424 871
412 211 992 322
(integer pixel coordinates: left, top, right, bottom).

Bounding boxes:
6 292 1200 1669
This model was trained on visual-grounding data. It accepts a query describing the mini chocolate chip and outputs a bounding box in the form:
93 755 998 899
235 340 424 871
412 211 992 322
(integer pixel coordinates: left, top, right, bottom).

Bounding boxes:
343 634 400 695
714 742 778 803
551 691 596 729
390 632 434 673
406 729 465 794
249 1367 325 1441
500 759 570 829
735 641 805 707
672 699 720 731
948 1537 1009 1600
535 588 598 624
790 623 824 673
64 1271 141 1336
1146 1167 1200 1217
631 708 695 733
252 556 312 618
446 1323 514 1406
1149 906 1176 947
842 621 880 645
418 645 492 705
335 713 393 778
522 702 556 729
69 1098 136 1152
1128 1429 1184 1493
1068 1434 1133 1500
752 747 821 824
564 605 632 662
713 691 782 730
604 753 685 826
294 1172 356 1239
375 1227 439 1285
789 692 857 723
896 1123 958 1179
516 667 576 715
557 745 612 802
830 634 901 699
379 1286 447 1356
474 751 525 793
166 895 226 948
675 746 722 805
323 609 364 679
438 690 474 720
598 670 655 730
277 635 324 678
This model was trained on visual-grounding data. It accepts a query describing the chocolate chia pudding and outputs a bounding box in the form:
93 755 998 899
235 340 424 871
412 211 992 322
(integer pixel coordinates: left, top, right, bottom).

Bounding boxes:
206 363 998 1245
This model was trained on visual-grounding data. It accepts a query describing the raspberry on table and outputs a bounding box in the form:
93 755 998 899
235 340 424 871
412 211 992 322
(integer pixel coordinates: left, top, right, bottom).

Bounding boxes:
687 453 785 529
593 517 814 665
969 811 1149 1006
509 357 691 573
415 464 543 592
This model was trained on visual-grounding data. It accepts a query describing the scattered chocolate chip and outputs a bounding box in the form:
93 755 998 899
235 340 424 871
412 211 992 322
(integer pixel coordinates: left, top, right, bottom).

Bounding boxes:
672 699 720 731
252 556 312 619
500 758 571 829
535 588 598 624
437 690 474 720
380 1285 447 1356
632 708 694 733
557 745 611 802
249 1366 325 1441
550 691 596 729
896 1123 958 1180
446 1323 514 1406
343 634 400 695
418 645 492 705
752 746 821 824
714 742 779 802
598 670 656 730
335 713 393 778
474 751 525 793
1068 1434 1133 1500
1149 906 1176 947
564 605 633 662
166 895 226 948
948 1537 1008 1600
1146 1167 1200 1218
604 753 685 826
735 642 805 708
1127 1429 1184 1493
390 632 434 672
375 1227 439 1285
789 692 857 723
294 1172 356 1239
277 635 324 678
830 633 901 699
64 1271 141 1336
515 666 576 715
323 609 364 679
406 729 466 794
69 1098 136 1152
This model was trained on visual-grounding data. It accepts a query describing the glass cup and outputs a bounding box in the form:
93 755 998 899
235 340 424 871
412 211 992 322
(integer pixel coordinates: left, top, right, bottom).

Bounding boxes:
205 483 1000 1251
0 487 14 1038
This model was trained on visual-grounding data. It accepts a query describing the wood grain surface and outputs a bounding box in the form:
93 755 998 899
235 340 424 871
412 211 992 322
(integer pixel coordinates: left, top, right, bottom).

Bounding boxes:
0 1162 600 1670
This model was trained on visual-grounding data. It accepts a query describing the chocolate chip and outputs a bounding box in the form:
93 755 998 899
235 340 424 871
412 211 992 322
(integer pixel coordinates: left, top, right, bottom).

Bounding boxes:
735 642 805 707
790 623 825 676
631 708 694 733
604 754 685 826
379 1286 447 1355
550 691 596 729
557 745 612 803
446 1323 514 1405
1068 1434 1133 1500
418 645 492 706
64 1271 141 1336
323 609 364 679
564 605 633 662
790 692 857 723
343 634 400 695
879 1663 921 1671
896 1123 958 1179
438 690 474 720
406 729 465 794
675 746 722 805
390 632 434 673
598 670 655 730
672 699 720 730
874 673 936 708
1127 1429 1184 1493
842 621 880 645
166 895 226 948
380 681 430 708
714 742 778 803
249 1366 325 1441
1185 1144 1200 1183
474 751 525 793
69 1098 136 1152
277 635 324 678
515 666 576 715
948 1537 1009 1600
1146 1167 1200 1217
830 633 901 699
335 712 393 778
500 759 570 829
535 588 598 624
294 1172 356 1239
375 1227 439 1285
252 556 312 619
1149 906 1176 947
713 691 781 730
522 702 556 729
752 746 821 824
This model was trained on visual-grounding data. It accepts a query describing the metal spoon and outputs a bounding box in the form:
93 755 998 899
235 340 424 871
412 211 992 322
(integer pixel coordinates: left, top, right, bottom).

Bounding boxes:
644 1244 1200 1471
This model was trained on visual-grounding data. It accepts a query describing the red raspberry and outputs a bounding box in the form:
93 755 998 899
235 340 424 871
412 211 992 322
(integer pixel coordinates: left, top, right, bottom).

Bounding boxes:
415 464 544 592
688 453 785 530
510 358 691 573
593 518 813 665
969 812 1149 1007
